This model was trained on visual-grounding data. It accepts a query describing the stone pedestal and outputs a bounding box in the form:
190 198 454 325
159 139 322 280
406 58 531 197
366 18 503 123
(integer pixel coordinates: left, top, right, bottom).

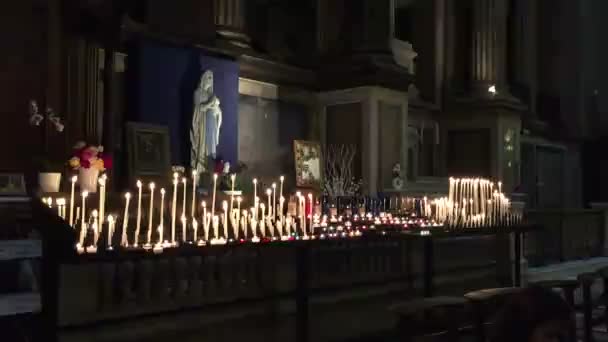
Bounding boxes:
214 0 250 48
318 87 409 195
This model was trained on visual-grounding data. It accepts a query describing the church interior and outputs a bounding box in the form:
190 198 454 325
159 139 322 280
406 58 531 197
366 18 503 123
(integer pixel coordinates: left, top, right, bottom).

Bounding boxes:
3 0 608 341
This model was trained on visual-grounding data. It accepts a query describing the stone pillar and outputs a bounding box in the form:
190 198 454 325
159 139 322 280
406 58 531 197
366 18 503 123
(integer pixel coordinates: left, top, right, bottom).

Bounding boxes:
470 0 509 97
214 0 250 48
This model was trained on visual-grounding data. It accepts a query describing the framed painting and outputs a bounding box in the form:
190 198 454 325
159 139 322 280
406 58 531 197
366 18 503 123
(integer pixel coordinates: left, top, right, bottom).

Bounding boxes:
293 140 322 188
126 122 171 184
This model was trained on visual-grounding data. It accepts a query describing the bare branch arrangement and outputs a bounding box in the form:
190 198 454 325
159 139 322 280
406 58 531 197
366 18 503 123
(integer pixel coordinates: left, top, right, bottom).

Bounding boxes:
322 144 362 198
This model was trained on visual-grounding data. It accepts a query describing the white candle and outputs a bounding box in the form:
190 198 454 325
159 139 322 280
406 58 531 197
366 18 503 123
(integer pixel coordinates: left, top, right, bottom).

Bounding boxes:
222 200 228 238
192 218 198 243
69 176 77 227
266 189 272 220
211 173 218 218
191 170 197 218
253 178 258 201
98 175 107 227
107 215 114 249
230 174 236 211
159 188 165 243
81 191 89 229
92 210 99 247
279 196 285 224
202 201 207 227
279 176 284 203
171 173 178 244
237 197 242 223
147 182 155 245
76 206 81 226
254 196 259 221
182 177 187 219
308 193 313 235
181 215 187 242
135 180 143 246
272 183 277 220
122 193 131 246
56 199 62 217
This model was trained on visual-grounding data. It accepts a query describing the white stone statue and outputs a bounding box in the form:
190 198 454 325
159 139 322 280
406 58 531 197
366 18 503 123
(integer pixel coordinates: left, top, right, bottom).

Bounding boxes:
191 70 223 173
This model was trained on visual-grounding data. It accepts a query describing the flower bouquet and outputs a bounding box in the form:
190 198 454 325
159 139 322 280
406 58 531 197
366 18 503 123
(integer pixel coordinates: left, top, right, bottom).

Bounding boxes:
69 142 112 192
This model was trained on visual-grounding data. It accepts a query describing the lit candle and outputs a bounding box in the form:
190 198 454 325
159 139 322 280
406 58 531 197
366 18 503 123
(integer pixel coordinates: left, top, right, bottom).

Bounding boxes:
254 196 259 221
202 201 207 227
192 218 198 243
181 215 187 242
98 174 107 227
92 209 99 247
308 193 313 235
279 196 285 224
107 215 114 249
81 191 89 229
253 178 258 201
266 189 272 220
171 173 178 245
159 188 165 243
147 182 155 245
135 180 143 246
122 193 131 247
56 199 62 217
222 200 228 238
279 176 284 203
69 176 77 227
211 173 218 218
75 206 81 226
236 196 242 228
181 177 187 219
272 183 277 220
191 170 197 218
229 174 236 211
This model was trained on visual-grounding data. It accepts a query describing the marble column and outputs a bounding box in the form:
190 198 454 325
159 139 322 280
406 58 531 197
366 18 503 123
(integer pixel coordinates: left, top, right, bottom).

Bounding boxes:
470 0 509 97
214 0 250 48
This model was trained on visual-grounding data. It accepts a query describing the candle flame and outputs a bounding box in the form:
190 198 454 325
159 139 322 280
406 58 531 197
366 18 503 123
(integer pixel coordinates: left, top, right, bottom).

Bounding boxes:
107 215 114 224
173 172 178 179
192 170 197 176
125 192 131 199
149 182 156 190
71 175 78 182
82 191 89 198
160 188 166 195
202 201 206 207
231 174 236 180
237 197 242 203
253 178 257 184
182 177 186 183
222 201 228 209
92 210 98 218
136 180 142 187
266 189 272 195
280 176 284 181
213 173 218 180
272 183 276 188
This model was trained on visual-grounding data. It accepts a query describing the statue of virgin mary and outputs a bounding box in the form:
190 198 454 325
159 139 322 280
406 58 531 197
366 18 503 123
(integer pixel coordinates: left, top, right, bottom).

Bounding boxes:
190 70 222 174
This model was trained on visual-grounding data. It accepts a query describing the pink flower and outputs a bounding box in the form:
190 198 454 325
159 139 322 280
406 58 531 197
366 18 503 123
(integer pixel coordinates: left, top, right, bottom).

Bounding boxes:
100 153 113 170
81 159 91 169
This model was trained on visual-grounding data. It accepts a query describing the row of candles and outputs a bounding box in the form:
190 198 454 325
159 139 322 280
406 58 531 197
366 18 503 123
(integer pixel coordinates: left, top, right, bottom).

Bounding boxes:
415 177 522 227
42 174 522 254
46 172 327 253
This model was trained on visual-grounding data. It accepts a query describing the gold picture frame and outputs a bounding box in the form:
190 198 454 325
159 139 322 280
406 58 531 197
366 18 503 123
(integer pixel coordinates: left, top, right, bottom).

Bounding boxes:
293 140 322 188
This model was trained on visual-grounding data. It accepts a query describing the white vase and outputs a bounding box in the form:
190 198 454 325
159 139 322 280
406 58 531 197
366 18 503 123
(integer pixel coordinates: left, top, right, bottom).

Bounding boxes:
79 168 99 193
39 172 61 193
